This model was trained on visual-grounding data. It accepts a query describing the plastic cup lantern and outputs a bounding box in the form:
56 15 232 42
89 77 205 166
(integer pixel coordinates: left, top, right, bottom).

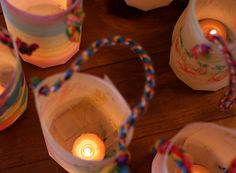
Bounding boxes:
32 36 156 172
1 0 84 68
152 123 236 173
124 0 173 11
170 0 236 91
0 28 29 131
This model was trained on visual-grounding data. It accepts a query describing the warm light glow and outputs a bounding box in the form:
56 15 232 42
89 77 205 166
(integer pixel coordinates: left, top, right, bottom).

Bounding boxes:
27 4 64 16
83 147 92 157
199 19 227 41
0 84 5 95
192 165 210 173
72 133 105 161
209 29 217 35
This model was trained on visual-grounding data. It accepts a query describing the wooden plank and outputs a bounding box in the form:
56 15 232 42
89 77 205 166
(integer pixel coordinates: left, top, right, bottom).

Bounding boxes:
77 52 236 140
0 159 66 173
129 116 236 173
1 50 236 171
2 116 235 173
1 0 236 173
0 107 50 170
80 0 182 54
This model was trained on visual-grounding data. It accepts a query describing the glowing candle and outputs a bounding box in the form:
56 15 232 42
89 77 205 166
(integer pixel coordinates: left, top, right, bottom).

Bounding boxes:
192 165 210 173
0 84 5 95
27 4 65 16
72 133 105 161
199 19 227 40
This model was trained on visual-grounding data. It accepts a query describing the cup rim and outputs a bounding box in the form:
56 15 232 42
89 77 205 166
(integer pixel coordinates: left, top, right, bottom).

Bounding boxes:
1 0 81 20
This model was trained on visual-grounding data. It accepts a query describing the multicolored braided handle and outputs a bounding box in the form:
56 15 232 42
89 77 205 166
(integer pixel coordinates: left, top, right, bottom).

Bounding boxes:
190 35 236 110
34 36 156 172
154 139 192 173
66 0 85 42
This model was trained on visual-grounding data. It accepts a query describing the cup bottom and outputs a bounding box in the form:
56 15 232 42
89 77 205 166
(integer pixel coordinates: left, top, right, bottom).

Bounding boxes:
20 42 80 68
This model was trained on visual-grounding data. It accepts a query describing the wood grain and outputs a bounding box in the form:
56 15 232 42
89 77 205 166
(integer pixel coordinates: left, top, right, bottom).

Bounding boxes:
0 0 235 173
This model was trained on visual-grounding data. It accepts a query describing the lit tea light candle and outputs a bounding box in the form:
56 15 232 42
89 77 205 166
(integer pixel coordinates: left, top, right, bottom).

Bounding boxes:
72 133 105 161
27 4 65 16
199 19 227 40
0 84 5 95
192 165 210 173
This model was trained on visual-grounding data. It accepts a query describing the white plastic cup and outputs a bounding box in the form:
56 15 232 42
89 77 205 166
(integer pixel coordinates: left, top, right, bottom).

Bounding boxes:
170 0 236 91
1 0 83 68
152 123 236 173
34 73 132 173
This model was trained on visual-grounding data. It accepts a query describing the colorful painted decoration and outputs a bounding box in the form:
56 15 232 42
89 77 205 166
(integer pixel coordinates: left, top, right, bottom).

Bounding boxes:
189 35 236 110
1 0 84 68
0 28 29 131
170 0 236 91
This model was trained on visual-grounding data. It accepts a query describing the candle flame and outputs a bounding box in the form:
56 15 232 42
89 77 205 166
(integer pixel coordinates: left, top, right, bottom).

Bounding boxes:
83 147 92 157
209 29 217 35
72 134 105 161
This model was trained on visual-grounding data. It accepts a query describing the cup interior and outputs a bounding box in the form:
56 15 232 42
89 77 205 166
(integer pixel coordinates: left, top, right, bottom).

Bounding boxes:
35 73 132 163
7 0 68 16
194 0 236 43
49 97 119 159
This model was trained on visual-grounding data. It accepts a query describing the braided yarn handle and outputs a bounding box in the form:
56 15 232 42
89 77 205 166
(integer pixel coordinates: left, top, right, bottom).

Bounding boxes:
0 27 39 55
190 35 236 110
36 36 156 171
155 139 193 173
66 0 85 42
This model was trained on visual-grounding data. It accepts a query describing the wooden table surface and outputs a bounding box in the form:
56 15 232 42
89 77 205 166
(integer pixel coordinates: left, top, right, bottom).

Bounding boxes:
1 0 236 173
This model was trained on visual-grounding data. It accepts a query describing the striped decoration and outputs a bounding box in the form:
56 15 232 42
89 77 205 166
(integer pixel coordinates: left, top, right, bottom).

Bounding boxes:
66 0 85 42
0 28 28 131
33 36 156 172
0 77 28 131
190 35 236 110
